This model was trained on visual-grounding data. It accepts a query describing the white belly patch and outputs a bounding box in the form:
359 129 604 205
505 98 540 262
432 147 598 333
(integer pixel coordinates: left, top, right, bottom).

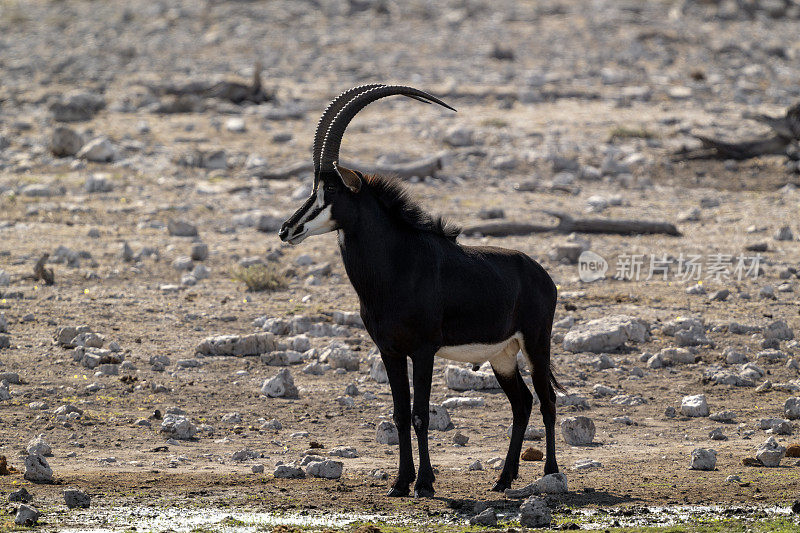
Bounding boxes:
435 332 523 377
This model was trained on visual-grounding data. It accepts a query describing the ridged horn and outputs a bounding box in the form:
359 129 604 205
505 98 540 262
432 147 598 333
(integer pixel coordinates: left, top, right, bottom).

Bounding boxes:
312 84 384 173
319 85 456 173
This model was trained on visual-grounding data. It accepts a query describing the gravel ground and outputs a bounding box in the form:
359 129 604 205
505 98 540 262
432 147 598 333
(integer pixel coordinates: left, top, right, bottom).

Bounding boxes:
2 0 800 529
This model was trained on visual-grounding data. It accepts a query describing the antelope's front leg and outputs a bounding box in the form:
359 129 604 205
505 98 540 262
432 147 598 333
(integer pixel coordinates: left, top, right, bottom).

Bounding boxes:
411 351 436 498
381 353 415 497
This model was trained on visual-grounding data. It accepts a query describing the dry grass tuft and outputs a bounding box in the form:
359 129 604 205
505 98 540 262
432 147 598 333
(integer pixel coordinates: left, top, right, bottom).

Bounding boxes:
231 264 287 292
608 125 655 141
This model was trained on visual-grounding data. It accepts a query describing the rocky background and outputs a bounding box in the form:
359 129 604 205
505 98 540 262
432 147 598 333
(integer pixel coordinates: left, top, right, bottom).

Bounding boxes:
2 0 800 529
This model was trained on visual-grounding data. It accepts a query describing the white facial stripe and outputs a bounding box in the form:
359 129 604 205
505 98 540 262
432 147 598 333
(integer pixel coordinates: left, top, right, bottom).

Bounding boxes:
298 186 327 226
301 205 334 237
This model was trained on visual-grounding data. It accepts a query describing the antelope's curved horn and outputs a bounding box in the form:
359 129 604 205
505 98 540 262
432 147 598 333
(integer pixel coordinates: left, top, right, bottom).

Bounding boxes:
319 85 456 173
312 84 384 173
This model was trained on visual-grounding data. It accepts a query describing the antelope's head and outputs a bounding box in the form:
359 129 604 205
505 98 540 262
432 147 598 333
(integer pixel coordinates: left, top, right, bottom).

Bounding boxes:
279 84 455 245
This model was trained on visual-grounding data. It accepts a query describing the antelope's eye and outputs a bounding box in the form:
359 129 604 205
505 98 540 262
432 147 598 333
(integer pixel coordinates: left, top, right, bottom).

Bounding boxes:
324 183 336 193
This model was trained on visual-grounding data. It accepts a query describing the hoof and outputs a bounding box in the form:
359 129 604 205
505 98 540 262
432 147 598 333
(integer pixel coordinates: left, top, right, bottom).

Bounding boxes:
387 486 410 498
544 463 559 476
491 480 511 492
413 486 435 498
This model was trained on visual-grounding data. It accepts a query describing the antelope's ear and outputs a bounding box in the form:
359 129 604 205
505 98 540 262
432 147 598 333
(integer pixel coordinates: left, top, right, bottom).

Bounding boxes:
334 163 362 193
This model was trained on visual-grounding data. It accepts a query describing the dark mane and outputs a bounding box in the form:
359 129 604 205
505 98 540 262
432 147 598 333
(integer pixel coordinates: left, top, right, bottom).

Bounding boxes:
363 174 461 241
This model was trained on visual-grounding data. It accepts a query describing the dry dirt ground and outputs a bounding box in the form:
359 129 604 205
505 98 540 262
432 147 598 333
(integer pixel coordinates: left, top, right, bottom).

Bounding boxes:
2 0 800 530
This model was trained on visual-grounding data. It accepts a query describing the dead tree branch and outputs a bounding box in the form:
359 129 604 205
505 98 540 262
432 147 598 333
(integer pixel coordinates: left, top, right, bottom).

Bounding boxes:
463 211 681 237
687 134 790 160
149 61 272 104
257 154 446 180
677 102 800 160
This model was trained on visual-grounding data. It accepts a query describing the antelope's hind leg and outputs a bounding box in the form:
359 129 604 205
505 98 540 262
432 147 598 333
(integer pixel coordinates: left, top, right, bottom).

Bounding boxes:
523 335 559 475
490 348 533 492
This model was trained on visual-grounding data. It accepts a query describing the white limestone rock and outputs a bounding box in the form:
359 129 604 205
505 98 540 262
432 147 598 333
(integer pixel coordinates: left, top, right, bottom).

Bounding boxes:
260 350 304 366
519 496 552 528
784 397 800 419
369 358 389 383
764 319 793 341
261 369 298 398
196 333 275 356
273 464 305 479
77 136 114 162
756 436 785 467
444 365 499 390
563 315 649 353
505 472 568 498
376 420 399 445
305 459 343 479
560 416 595 445
160 415 197 440
610 394 647 406
442 396 485 409
328 446 358 458
681 394 709 417
659 347 696 365
24 454 53 483
507 424 545 441
325 346 360 371
690 448 717 470
15 504 41 526
26 434 52 456
428 404 454 431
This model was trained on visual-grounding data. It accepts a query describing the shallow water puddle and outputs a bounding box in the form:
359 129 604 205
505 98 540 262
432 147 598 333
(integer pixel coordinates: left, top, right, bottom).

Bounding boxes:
568 504 796 529
53 504 798 532
58 508 412 533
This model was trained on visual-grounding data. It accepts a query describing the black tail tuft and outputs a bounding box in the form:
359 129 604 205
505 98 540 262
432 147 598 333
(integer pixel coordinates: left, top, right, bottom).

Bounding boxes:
549 363 566 393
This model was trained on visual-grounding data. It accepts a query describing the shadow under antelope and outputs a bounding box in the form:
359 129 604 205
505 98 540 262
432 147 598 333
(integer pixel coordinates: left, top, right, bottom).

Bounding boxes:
279 84 562 498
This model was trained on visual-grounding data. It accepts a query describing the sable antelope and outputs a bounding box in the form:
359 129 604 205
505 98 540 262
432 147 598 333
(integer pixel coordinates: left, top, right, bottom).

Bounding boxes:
279 85 561 497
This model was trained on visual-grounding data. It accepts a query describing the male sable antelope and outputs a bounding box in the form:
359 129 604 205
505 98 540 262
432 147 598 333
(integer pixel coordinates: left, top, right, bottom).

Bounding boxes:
279 84 561 498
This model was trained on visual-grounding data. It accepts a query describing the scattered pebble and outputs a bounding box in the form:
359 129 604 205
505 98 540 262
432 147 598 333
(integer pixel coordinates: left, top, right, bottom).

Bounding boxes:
469 508 498 526
24 454 53 484
376 421 399 445
756 436 785 467
681 394 710 417
562 315 649 353
15 504 41 526
273 464 305 479
261 369 298 398
561 416 595 445
519 496 552 528
690 448 717 471
64 488 91 509
305 459 343 479
160 415 197 440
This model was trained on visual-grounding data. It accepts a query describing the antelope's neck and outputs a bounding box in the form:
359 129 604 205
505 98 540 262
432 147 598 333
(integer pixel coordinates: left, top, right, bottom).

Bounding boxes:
337 221 411 309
